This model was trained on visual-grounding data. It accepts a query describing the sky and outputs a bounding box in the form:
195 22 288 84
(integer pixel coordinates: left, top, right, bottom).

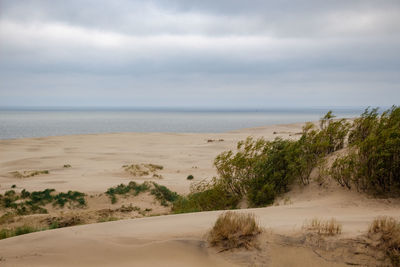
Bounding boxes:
0 0 399 109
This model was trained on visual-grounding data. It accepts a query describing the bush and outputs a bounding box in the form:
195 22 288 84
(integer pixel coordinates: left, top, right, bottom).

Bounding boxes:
150 182 179 206
332 106 400 196
173 179 239 213
187 175 194 180
105 181 151 203
207 211 261 250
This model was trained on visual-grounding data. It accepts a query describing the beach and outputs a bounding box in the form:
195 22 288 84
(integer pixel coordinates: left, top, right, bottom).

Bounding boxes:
1 122 399 266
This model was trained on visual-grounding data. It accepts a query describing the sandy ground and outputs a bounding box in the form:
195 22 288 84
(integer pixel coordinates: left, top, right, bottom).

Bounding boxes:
0 123 303 195
1 122 399 266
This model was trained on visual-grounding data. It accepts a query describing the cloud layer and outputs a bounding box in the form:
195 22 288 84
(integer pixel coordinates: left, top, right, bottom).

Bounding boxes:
0 0 399 107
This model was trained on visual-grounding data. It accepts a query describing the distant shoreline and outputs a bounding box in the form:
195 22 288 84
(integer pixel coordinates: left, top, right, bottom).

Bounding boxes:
0 109 361 140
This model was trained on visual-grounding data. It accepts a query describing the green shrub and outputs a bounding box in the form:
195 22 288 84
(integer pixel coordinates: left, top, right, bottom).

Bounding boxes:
173 179 239 213
332 106 400 196
150 182 179 206
105 181 151 203
187 175 194 180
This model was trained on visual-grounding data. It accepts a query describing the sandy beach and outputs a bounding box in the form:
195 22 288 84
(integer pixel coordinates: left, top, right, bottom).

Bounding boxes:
1 122 399 266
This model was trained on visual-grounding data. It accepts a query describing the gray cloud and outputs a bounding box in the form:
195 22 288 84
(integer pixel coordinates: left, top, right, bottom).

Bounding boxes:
0 0 399 108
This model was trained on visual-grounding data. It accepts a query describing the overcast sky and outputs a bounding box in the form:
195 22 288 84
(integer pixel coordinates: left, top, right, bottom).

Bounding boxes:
0 0 399 108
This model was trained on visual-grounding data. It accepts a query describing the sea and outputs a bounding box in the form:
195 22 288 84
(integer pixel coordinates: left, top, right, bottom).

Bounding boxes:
0 107 364 140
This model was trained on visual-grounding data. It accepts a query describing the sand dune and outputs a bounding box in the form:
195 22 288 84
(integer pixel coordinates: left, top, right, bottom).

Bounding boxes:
1 122 399 266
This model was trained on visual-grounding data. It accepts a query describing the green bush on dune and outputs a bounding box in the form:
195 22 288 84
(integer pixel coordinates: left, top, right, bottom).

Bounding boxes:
173 107 399 213
331 106 400 196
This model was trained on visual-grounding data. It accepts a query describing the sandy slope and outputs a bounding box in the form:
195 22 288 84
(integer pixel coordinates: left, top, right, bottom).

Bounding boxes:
1 187 399 266
1 122 399 266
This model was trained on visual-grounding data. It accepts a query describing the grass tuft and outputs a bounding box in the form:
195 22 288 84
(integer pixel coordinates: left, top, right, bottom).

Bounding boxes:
368 216 400 266
303 217 342 236
208 211 261 250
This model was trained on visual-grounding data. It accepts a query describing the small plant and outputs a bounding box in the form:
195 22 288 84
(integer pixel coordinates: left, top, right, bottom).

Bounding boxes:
63 164 72 168
303 217 342 236
187 175 194 180
368 216 400 266
208 211 261 250
11 184 16 188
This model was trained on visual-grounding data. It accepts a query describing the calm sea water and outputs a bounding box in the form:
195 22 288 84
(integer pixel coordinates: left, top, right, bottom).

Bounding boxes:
0 108 363 140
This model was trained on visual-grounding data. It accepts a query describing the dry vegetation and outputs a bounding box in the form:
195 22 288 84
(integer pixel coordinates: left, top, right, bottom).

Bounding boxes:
10 170 49 178
303 217 342 236
207 211 262 251
122 163 163 178
368 216 400 266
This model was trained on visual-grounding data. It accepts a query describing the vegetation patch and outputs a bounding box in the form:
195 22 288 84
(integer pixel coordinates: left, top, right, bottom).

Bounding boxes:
122 163 163 178
150 182 179 206
208 211 261 250
0 225 43 240
0 188 86 216
106 181 151 204
368 216 400 266
11 170 49 178
63 164 71 168
105 181 179 206
173 179 239 213
303 218 342 236
187 175 194 180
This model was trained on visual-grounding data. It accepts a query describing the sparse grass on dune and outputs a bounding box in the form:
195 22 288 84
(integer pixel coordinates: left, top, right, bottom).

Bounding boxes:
0 225 43 240
303 217 342 236
208 211 262 250
122 163 163 178
11 170 49 178
368 216 400 266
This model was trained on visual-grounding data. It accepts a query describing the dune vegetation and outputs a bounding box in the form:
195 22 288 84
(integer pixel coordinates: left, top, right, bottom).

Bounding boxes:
207 211 262 251
173 106 400 213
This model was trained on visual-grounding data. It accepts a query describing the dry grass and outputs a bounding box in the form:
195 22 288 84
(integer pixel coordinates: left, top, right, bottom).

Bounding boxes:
368 216 400 266
303 217 342 236
207 211 262 250
11 170 49 178
122 163 163 178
